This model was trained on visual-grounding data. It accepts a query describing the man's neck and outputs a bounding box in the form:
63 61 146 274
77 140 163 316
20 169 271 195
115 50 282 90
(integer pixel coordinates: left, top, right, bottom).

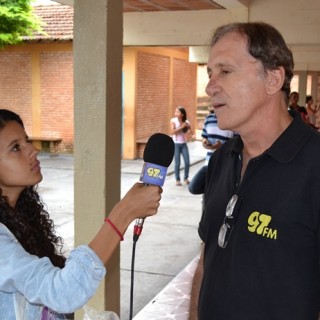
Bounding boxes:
240 108 292 160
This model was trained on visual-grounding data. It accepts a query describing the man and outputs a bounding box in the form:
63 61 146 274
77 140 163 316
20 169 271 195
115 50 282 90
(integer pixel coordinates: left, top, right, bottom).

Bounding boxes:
192 22 320 320
288 91 309 124
188 104 233 194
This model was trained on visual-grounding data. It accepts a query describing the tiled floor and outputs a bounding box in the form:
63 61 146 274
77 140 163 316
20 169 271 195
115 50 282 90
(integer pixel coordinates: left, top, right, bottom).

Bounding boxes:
133 254 200 320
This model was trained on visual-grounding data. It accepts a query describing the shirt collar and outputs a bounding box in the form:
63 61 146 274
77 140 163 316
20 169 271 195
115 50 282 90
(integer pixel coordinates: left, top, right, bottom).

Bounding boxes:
230 110 312 163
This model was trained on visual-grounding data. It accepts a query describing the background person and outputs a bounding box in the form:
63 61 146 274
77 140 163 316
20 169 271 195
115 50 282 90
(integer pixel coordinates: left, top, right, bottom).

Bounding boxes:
188 104 234 195
305 95 320 130
0 109 162 319
288 91 309 124
170 106 194 186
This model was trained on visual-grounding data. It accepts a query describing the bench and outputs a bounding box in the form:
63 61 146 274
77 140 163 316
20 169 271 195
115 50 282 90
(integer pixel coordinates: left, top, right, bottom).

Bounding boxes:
29 137 62 156
136 139 148 159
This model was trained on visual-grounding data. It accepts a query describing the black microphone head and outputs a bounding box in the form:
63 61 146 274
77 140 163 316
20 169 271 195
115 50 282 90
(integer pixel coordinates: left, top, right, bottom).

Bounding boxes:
143 133 174 167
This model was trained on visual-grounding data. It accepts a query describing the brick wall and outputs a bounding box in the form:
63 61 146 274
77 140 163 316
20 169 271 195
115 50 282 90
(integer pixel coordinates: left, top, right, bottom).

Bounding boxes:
0 51 33 133
40 51 74 151
0 44 73 153
172 57 197 132
135 50 197 158
0 45 198 158
136 52 170 140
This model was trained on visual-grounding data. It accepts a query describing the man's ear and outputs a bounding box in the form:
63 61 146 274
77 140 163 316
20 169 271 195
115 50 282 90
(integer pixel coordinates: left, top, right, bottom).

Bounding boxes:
265 66 285 95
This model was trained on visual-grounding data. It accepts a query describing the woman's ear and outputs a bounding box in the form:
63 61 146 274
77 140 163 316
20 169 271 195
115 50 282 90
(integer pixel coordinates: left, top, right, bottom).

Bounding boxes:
265 66 285 95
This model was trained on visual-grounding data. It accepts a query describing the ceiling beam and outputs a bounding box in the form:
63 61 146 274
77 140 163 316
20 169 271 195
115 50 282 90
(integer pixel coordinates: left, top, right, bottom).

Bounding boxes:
53 0 73 6
213 0 249 9
212 0 249 22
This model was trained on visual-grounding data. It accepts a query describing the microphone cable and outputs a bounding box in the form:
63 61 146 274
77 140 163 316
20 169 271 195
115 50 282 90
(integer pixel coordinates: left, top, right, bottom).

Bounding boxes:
129 230 141 320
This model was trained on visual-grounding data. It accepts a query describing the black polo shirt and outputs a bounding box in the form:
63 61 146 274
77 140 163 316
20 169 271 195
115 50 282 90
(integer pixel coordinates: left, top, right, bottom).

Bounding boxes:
198 111 320 320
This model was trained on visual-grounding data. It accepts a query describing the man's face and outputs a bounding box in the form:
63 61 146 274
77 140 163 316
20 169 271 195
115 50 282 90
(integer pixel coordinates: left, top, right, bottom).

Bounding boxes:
205 32 269 134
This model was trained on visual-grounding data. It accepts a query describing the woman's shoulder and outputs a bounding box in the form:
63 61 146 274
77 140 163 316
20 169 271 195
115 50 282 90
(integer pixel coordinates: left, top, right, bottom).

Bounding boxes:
0 223 13 236
0 223 18 242
171 117 179 126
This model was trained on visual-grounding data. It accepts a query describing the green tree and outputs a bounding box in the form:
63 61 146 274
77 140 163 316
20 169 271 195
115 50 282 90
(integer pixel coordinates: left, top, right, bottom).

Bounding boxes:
0 0 43 48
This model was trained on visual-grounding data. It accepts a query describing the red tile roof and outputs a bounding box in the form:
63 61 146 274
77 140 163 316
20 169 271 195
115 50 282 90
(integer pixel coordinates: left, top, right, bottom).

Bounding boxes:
25 4 73 42
25 0 222 42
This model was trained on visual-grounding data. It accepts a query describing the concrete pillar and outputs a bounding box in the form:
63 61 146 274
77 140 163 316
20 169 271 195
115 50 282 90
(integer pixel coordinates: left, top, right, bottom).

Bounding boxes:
123 48 137 159
73 0 123 318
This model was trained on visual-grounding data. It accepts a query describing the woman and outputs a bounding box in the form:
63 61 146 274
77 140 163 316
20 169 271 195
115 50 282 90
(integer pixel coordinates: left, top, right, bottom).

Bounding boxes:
0 109 162 319
170 107 193 186
305 95 319 130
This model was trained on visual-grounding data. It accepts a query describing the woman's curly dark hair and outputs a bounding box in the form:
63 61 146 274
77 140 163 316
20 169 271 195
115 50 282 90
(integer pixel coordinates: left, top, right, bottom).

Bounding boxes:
0 109 65 268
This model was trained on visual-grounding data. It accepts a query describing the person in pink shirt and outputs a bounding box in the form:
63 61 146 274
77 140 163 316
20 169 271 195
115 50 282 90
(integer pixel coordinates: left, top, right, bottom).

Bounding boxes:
170 107 194 186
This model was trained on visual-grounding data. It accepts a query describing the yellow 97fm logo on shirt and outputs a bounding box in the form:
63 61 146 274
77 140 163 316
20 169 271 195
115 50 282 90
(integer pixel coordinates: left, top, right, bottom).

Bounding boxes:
248 211 277 240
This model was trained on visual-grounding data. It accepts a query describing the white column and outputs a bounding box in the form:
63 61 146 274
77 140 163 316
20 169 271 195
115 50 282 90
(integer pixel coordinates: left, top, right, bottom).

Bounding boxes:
73 0 123 318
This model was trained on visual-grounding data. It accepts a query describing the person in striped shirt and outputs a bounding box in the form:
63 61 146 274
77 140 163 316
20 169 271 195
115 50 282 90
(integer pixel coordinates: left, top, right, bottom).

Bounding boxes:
189 104 234 195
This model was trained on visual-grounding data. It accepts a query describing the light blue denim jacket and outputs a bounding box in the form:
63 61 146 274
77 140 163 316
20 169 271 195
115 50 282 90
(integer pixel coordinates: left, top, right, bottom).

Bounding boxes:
0 223 106 319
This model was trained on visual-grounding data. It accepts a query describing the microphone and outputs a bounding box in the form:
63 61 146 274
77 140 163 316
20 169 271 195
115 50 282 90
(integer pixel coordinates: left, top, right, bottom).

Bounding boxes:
134 133 175 240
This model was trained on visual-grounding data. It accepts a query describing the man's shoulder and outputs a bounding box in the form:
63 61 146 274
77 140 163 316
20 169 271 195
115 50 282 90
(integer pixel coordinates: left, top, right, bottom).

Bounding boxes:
306 127 320 146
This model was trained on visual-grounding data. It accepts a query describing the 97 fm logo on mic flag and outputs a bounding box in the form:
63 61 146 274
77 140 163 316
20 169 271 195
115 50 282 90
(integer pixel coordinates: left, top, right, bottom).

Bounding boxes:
140 162 168 187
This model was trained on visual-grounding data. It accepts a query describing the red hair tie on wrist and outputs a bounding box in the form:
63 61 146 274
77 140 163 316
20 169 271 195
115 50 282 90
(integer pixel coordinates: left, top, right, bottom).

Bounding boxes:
104 218 124 241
